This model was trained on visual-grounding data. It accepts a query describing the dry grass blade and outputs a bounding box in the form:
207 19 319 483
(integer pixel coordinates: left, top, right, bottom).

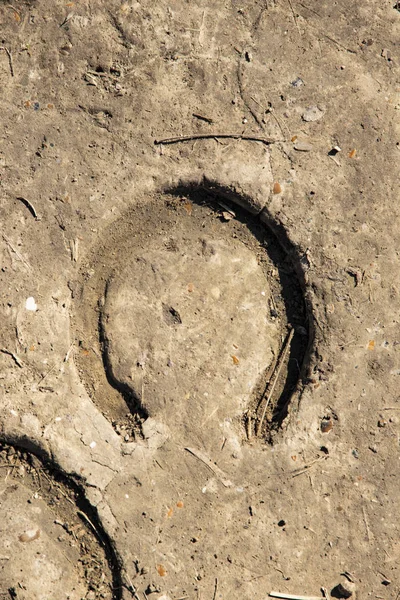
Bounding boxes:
2 234 32 271
0 46 14 76
257 328 294 435
184 447 233 487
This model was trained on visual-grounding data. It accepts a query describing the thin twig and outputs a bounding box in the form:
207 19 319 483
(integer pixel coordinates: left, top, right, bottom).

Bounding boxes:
70 238 79 262
270 593 324 600
250 95 291 138
257 328 294 435
253 1 269 32
77 509 99 535
154 133 283 147
40 470 74 505
216 200 236 217
192 113 214 124
0 46 14 76
212 578 218 600
0 348 23 368
125 571 141 600
287 0 301 35
362 506 371 541
184 447 233 487
245 412 252 440
37 362 58 385
2 233 32 271
321 32 356 53
237 57 265 130
298 2 322 17
291 455 328 478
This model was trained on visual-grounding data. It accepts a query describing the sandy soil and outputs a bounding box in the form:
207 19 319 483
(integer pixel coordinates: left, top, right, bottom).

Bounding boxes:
0 1 399 599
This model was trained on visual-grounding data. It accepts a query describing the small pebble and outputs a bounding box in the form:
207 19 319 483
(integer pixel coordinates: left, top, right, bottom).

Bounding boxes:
302 106 325 122
294 141 314 152
291 77 304 87
277 519 286 527
333 581 356 599
328 146 341 156
321 418 333 433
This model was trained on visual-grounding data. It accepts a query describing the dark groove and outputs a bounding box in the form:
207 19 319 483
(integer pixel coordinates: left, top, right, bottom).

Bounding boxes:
98 286 149 422
0 439 123 600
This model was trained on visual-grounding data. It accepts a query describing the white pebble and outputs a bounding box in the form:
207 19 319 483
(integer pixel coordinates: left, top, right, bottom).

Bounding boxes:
25 297 37 311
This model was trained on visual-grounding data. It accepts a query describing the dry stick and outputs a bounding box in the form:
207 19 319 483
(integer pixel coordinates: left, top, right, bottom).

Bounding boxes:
77 509 100 535
154 133 283 147
70 238 79 262
37 362 58 385
287 0 301 34
124 571 141 600
270 593 324 600
2 233 32 271
245 412 252 440
298 2 322 17
40 469 75 505
192 113 214 124
212 578 218 600
184 447 233 488
250 95 291 138
237 58 265 130
0 46 14 76
257 328 294 435
321 32 356 54
362 506 371 541
291 455 328 478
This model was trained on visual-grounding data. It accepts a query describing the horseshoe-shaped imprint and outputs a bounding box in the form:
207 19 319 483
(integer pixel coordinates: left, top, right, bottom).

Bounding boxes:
74 184 312 444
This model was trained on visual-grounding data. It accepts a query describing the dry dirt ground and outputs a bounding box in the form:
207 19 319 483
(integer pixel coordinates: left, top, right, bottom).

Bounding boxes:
0 1 399 599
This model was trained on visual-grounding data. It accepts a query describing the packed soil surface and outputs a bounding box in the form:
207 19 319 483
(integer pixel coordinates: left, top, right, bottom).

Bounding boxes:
0 1 399 600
